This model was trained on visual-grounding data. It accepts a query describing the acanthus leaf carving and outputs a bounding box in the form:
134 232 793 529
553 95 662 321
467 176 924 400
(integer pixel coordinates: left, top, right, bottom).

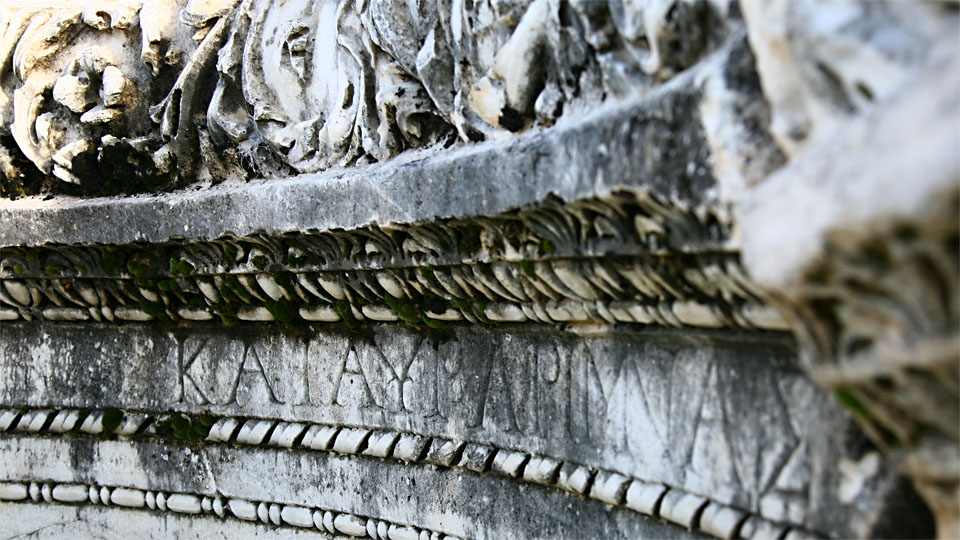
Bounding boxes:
0 0 726 197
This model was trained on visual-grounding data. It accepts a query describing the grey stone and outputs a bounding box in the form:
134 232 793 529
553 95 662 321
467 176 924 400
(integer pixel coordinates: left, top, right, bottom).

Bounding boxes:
0 1 955 538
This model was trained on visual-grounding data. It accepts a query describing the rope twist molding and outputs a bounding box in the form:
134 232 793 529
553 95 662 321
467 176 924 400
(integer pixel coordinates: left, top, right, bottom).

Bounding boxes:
0 192 787 331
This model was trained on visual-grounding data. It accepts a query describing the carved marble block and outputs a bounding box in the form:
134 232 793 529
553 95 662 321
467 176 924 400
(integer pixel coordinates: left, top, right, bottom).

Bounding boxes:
0 0 957 538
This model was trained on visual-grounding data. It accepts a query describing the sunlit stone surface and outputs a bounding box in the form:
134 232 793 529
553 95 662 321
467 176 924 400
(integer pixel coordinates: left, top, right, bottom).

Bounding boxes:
0 1 956 538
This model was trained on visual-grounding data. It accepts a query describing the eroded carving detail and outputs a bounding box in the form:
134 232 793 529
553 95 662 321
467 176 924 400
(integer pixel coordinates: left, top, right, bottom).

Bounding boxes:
771 193 960 538
0 477 460 538
741 1 954 158
0 406 817 539
0 0 729 197
0 191 786 330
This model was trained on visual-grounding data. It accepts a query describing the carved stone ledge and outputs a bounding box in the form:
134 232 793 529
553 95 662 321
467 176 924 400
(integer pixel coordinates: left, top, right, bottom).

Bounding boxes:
0 477 462 539
0 191 790 331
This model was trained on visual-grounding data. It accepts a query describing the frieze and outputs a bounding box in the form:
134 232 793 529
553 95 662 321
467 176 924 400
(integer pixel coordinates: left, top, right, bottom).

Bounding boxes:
0 406 814 540
0 0 733 197
0 322 923 538
0 191 787 330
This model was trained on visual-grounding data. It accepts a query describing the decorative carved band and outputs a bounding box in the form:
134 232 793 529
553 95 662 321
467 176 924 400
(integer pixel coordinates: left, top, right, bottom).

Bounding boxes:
0 406 817 540
0 191 787 330
0 479 458 539
0 0 730 197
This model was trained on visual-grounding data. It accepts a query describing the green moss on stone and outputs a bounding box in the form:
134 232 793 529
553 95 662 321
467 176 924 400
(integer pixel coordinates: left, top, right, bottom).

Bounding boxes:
333 300 361 331
252 255 269 270
834 389 872 420
101 408 124 434
44 264 67 275
264 298 299 324
169 259 195 275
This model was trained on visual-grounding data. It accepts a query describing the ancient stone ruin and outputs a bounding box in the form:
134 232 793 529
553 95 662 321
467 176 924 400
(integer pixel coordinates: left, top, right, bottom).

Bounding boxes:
0 1 957 538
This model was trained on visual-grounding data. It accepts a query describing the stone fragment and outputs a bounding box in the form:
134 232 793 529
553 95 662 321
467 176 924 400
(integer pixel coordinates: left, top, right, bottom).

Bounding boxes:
78 412 102 434
363 431 401 458
424 439 465 467
625 480 667 516
491 450 530 478
229 499 258 521
256 502 268 523
332 427 371 454
388 524 421 540
557 464 595 495
589 471 630 505
41 307 90 321
300 425 339 450
393 433 431 462
235 420 275 444
237 307 274 321
207 418 241 442
178 307 213 321
457 444 496 473
362 305 398 321
299 306 340 321
48 410 80 433
739 516 787 540
268 503 281 525
114 308 153 321
0 410 18 431
484 303 527 322
16 409 51 432
698 503 747 539
522 456 561 485
268 423 306 448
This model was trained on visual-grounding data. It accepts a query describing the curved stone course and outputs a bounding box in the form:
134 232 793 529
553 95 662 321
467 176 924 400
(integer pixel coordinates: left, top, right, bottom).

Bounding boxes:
0 406 818 539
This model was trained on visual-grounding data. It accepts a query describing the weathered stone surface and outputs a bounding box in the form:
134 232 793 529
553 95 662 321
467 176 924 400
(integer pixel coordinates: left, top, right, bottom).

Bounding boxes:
0 0 956 538
0 321 933 538
741 27 960 538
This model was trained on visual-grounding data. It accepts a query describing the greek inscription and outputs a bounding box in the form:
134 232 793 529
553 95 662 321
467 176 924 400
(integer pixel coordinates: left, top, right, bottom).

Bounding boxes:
177 337 245 405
